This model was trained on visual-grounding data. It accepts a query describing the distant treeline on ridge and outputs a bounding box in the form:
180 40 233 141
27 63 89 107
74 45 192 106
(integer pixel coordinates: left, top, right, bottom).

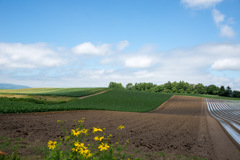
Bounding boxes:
108 81 240 98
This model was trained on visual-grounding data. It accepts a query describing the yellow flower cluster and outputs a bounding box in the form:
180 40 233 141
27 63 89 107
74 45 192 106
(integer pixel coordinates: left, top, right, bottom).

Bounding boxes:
78 120 84 123
48 140 57 150
92 127 103 133
47 119 129 159
94 136 104 141
98 143 110 151
78 117 85 123
71 128 89 137
117 125 125 130
72 141 92 158
81 128 88 135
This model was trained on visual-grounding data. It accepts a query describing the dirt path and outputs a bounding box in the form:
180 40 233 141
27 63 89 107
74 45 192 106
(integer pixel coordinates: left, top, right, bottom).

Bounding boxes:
77 89 110 99
0 95 238 159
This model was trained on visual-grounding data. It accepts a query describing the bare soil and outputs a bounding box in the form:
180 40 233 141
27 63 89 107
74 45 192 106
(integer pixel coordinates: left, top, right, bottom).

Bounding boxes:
0 95 239 159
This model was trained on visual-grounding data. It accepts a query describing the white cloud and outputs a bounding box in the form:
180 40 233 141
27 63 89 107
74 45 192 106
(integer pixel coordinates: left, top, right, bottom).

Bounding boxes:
100 58 113 64
72 42 112 55
182 1 236 39
227 17 234 24
220 25 236 38
211 9 236 38
181 0 222 9
212 9 225 25
0 43 64 69
133 70 155 78
116 40 129 51
125 56 153 68
211 59 240 71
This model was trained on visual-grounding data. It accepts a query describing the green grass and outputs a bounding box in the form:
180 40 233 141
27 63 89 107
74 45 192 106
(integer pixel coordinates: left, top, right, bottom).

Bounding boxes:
0 89 172 113
0 136 26 152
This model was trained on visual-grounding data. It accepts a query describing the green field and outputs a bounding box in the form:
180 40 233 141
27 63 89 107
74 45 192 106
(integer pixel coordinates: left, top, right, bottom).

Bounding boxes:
1 87 239 114
0 87 106 97
0 88 172 114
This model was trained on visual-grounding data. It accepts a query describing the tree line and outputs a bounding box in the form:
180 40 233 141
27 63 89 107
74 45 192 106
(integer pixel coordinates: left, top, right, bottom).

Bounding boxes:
108 81 240 98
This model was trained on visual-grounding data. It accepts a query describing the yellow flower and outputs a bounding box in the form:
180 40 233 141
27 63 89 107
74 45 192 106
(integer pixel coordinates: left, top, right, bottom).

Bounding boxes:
71 129 81 137
78 120 84 123
72 148 77 152
48 140 57 150
80 128 88 135
86 152 92 158
65 136 70 141
98 143 110 151
94 136 104 141
79 149 92 158
57 120 61 123
117 125 125 130
74 142 85 148
93 127 103 133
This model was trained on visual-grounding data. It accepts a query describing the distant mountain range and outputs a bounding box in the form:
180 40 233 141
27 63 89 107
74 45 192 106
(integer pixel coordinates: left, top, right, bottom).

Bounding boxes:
0 83 30 89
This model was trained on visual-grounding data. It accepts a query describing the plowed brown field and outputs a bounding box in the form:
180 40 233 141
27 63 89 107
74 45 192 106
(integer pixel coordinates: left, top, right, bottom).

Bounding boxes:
0 95 238 159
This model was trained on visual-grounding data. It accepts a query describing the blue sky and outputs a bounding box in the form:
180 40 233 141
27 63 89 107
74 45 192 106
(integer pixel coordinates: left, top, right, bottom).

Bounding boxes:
0 0 240 89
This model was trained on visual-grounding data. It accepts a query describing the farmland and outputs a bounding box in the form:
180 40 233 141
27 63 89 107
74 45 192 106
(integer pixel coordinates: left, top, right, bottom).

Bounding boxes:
0 88 172 113
1 95 239 159
0 88 240 159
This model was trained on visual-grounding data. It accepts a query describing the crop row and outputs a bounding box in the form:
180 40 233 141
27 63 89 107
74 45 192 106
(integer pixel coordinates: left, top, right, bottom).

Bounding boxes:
0 89 172 113
206 99 240 145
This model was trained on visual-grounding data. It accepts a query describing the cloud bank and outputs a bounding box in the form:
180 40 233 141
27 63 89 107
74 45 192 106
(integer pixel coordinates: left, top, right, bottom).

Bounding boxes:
1 41 240 90
0 43 64 69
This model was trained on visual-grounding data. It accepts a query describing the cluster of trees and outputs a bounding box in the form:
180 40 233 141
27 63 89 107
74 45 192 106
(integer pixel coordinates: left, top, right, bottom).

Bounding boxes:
108 82 124 89
108 81 240 98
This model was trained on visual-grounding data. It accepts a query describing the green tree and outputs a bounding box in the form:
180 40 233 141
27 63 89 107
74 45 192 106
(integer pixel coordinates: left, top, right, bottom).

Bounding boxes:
164 81 172 90
195 83 206 94
126 83 133 90
219 86 226 96
233 90 240 98
225 86 232 97
152 85 164 92
108 82 124 89
206 85 219 95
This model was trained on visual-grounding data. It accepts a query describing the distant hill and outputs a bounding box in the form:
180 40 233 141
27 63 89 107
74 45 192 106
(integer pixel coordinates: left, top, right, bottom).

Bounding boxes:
0 83 30 89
